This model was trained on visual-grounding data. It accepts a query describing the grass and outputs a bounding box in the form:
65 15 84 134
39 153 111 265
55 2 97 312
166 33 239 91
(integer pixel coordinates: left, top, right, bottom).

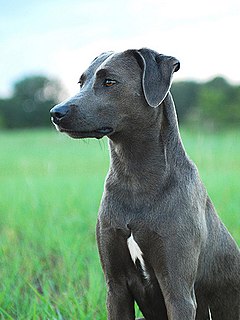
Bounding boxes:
0 128 239 319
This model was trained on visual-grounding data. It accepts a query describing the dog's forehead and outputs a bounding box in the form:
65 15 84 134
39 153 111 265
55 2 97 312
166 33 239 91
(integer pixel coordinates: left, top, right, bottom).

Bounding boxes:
95 51 141 78
82 50 140 80
84 52 114 76
99 51 137 70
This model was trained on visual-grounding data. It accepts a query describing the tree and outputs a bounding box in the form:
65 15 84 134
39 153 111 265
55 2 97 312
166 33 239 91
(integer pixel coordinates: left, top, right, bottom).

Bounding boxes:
0 75 66 129
197 77 240 128
172 81 199 124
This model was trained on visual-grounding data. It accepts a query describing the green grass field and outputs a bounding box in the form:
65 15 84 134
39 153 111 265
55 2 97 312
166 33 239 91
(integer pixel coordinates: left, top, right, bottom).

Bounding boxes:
0 128 239 319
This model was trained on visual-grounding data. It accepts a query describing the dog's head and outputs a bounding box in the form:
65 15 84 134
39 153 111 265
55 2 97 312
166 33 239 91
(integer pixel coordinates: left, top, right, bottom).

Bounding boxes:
50 48 180 139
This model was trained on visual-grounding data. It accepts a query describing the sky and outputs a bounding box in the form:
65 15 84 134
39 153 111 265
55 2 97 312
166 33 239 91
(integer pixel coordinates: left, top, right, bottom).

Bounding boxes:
1 0 240 97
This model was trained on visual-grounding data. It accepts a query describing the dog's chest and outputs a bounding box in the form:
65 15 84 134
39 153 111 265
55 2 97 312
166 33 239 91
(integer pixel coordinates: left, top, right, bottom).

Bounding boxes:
98 217 156 284
98 188 165 282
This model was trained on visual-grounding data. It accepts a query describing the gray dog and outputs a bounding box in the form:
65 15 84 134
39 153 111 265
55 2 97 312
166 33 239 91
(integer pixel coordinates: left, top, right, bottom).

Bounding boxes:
50 48 240 320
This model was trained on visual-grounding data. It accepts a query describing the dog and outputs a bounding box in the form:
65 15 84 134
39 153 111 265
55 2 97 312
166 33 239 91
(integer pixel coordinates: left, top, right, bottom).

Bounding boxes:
50 48 240 319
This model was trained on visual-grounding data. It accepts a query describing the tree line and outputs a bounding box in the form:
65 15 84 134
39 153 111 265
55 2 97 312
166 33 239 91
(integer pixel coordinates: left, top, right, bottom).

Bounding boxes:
0 76 66 129
0 75 240 130
172 76 240 128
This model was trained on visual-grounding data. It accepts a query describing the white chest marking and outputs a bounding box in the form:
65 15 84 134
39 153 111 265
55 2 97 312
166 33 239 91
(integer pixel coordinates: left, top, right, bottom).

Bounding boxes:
127 233 149 280
209 308 212 320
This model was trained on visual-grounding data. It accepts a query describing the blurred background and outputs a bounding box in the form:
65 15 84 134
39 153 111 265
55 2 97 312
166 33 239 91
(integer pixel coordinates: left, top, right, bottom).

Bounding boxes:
0 0 239 318
1 0 240 129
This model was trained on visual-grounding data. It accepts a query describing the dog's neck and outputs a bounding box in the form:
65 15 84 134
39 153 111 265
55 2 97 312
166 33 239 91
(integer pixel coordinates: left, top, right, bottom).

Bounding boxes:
108 93 188 187
160 93 187 165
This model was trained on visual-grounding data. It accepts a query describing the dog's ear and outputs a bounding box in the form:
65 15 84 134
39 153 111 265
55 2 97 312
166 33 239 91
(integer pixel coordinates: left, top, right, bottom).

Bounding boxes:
135 48 180 108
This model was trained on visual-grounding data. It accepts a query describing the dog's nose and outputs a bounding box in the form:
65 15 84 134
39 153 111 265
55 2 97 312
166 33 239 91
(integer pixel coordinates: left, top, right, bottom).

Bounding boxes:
50 103 69 121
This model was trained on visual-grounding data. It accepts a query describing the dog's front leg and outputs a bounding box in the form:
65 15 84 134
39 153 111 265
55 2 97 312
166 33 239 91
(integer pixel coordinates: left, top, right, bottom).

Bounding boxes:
163 291 196 320
106 280 135 320
156 273 197 320
96 222 136 320
153 237 200 320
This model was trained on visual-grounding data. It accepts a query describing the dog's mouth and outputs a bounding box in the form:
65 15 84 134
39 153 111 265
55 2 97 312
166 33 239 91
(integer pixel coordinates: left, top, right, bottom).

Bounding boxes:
64 127 113 139
52 120 113 139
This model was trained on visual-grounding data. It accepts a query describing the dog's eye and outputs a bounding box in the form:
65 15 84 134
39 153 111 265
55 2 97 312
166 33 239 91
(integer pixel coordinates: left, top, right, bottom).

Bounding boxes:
103 79 117 87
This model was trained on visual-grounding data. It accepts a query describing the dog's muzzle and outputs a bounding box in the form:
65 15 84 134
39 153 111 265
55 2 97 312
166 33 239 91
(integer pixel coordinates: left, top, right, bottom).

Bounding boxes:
50 105 113 139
